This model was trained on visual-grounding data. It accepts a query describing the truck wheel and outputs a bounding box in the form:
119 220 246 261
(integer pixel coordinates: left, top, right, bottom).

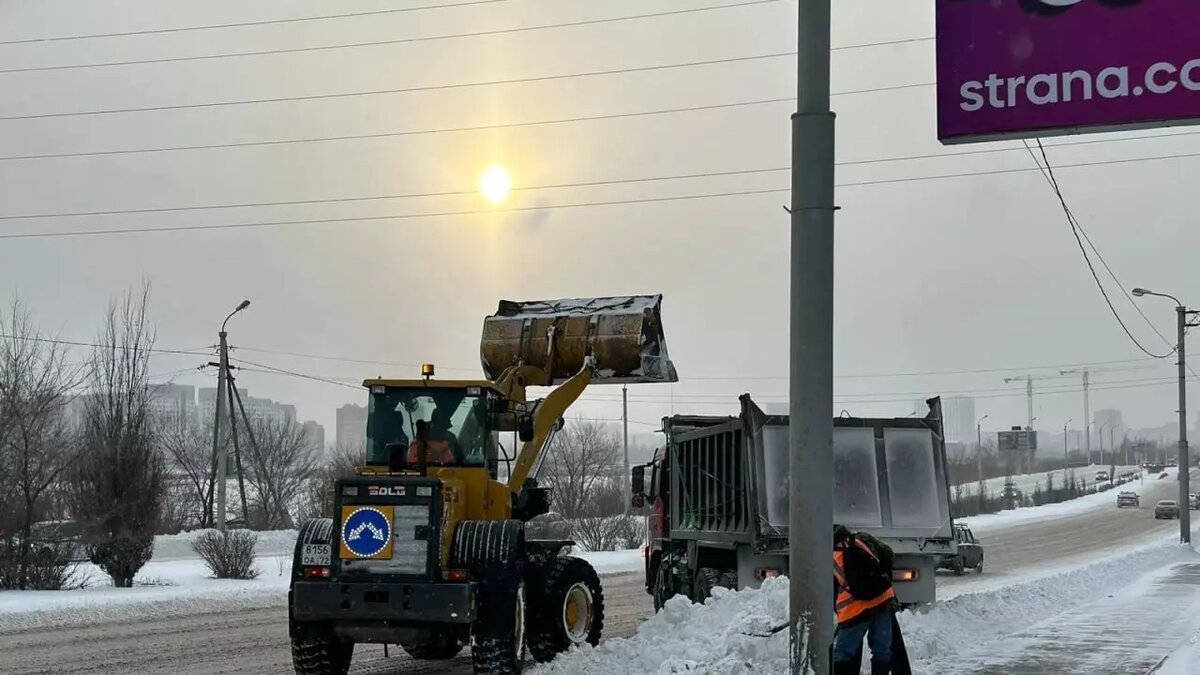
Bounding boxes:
975 559 984 574
527 556 605 663
291 623 353 675
471 583 526 675
693 568 736 604
652 563 672 612
952 557 965 576
400 632 463 660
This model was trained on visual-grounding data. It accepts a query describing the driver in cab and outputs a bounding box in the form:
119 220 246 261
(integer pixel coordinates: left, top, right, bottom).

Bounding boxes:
407 406 458 466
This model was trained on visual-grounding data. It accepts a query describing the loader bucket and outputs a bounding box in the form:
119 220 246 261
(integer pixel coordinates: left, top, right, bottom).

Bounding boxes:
480 295 678 384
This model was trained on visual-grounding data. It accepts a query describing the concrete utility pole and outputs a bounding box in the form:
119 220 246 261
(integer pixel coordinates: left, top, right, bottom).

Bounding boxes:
1060 369 1090 464
1133 287 1195 544
622 385 630 516
789 0 835 671
1063 419 1072 473
212 300 250 533
976 414 989 483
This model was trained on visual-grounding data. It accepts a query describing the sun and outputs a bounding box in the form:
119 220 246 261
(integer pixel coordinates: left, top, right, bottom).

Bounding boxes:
479 165 512 205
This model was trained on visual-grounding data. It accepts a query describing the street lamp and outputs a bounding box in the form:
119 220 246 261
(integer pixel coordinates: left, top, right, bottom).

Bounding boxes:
1063 418 1073 473
1132 286 1194 544
213 299 251 532
976 414 989 482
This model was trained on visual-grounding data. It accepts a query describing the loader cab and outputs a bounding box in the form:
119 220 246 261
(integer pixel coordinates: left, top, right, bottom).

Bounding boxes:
362 375 536 480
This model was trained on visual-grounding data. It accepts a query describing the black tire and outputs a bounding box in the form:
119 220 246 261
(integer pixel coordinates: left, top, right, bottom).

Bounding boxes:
527 556 605 663
471 584 526 675
975 559 984 574
291 623 353 675
400 632 464 660
693 567 736 604
952 557 965 576
651 561 672 612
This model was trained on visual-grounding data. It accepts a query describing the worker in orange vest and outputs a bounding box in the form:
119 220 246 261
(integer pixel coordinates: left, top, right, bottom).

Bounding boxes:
833 524 901 675
407 408 458 466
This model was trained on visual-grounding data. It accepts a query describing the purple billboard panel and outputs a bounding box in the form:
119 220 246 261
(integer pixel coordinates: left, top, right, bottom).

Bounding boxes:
936 0 1200 144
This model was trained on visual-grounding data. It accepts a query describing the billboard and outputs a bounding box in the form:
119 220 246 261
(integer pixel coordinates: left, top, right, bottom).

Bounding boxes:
936 0 1200 144
998 430 1038 451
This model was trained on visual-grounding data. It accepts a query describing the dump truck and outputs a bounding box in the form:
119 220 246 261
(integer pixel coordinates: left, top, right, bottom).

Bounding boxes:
631 395 955 609
288 295 677 675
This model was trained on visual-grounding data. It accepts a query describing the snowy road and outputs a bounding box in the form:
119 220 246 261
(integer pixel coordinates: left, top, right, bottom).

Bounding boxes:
940 471 1186 595
0 573 653 675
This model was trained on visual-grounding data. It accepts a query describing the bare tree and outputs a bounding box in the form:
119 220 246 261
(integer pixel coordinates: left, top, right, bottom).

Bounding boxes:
0 299 82 589
69 284 166 587
159 416 216 529
298 442 362 521
540 419 622 520
240 417 320 530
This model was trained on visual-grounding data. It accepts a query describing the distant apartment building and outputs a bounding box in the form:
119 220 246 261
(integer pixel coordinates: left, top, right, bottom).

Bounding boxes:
915 396 976 445
198 387 296 427
336 403 368 450
147 383 197 430
1093 409 1124 438
301 420 326 456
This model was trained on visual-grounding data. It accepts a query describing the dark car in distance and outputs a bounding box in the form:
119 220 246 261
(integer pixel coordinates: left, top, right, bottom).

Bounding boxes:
1155 500 1181 519
938 524 984 576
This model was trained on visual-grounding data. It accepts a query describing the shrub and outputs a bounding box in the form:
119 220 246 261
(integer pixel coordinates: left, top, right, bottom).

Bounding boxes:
89 537 154 588
570 515 644 552
192 530 259 580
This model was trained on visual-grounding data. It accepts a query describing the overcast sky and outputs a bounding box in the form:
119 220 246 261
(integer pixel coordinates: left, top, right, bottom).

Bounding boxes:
0 0 1194 443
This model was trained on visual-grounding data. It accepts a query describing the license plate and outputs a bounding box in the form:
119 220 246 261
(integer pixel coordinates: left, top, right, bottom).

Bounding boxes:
301 543 331 566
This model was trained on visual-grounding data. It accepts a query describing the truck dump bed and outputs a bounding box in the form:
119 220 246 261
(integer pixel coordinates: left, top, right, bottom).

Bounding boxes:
666 395 955 556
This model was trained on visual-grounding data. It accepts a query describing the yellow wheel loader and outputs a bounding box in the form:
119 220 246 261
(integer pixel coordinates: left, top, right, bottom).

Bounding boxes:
287 295 677 675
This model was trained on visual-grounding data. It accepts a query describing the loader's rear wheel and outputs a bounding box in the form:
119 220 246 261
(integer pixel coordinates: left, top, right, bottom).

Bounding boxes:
527 556 604 663
290 623 353 675
471 583 526 675
400 631 463 660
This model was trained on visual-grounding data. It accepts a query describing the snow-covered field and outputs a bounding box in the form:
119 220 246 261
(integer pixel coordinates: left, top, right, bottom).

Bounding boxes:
533 533 1200 674
0 529 643 634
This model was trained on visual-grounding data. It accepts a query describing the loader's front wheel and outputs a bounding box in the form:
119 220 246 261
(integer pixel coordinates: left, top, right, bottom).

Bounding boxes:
291 623 353 675
527 556 605 662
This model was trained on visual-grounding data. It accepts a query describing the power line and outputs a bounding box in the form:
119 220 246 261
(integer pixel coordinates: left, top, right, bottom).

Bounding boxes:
232 358 360 390
0 0 786 75
0 188 791 240
0 332 213 357
0 0 507 45
0 98 793 163
4 148 1200 238
0 52 795 122
4 98 1197 166
1027 139 1174 360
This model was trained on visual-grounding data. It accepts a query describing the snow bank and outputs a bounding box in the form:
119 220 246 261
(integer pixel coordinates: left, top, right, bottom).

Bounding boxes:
0 555 292 634
954 464 1140 497
532 578 790 675
537 534 1199 674
573 548 643 575
152 528 299 560
1155 631 1200 675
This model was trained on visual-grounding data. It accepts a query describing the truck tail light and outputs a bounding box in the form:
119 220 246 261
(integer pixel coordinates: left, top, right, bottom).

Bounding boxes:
445 569 468 582
892 568 918 582
304 566 331 579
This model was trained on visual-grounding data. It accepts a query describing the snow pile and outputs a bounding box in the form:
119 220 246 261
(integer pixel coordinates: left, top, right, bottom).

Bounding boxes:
532 578 791 675
538 535 1199 674
1155 632 1200 675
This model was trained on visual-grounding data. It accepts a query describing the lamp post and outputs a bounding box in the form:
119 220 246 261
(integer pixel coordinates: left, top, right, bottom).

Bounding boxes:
213 299 250 532
1063 419 1073 473
1132 287 1194 544
976 414 989 482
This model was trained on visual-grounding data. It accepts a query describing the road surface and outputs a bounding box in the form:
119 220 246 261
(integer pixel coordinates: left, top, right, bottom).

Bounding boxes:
0 475 1188 674
940 470 1187 594
0 573 652 675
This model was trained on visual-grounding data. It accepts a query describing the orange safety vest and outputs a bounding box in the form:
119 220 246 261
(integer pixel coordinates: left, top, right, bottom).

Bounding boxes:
832 539 896 626
407 437 456 465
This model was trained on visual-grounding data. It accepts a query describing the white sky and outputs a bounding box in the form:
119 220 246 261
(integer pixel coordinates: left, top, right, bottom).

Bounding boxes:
0 0 1194 441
